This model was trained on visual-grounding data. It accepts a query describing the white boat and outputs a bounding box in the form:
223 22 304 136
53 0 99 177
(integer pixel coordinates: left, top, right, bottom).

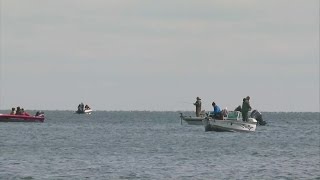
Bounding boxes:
75 103 93 114
179 111 206 125
203 111 257 132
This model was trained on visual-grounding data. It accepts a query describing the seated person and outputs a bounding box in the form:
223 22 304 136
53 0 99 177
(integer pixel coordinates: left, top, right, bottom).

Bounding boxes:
21 108 30 116
221 108 228 117
210 102 223 120
10 107 16 115
85 105 90 110
15 106 22 115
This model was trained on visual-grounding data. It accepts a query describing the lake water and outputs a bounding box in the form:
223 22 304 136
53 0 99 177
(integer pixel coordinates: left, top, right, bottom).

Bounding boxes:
0 111 319 179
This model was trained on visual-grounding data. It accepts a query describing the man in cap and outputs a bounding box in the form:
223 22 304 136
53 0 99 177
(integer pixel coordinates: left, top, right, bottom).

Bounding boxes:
193 97 202 117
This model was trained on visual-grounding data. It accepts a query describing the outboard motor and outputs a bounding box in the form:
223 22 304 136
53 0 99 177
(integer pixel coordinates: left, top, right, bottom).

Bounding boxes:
250 110 266 125
35 111 44 117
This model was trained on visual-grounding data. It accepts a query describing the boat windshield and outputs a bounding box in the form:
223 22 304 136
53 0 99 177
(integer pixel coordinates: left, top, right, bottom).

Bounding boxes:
227 111 239 120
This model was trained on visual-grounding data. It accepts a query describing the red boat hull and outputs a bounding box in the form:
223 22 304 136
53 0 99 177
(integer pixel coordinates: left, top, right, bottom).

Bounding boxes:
0 114 45 122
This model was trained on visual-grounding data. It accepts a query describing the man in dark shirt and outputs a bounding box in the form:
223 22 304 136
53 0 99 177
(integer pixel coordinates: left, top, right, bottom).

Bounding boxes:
241 96 252 121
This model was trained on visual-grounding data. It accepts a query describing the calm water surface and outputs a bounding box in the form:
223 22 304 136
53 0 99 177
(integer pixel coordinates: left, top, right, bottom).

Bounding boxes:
0 111 319 179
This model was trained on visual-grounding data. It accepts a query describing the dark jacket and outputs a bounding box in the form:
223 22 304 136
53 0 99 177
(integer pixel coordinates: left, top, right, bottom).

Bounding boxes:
242 100 251 112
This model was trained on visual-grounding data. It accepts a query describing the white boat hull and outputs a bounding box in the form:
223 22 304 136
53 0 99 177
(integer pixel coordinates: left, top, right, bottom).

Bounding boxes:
75 109 93 114
203 118 257 132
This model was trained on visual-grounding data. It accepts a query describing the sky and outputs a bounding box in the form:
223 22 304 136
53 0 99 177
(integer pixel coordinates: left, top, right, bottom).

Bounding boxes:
0 0 319 112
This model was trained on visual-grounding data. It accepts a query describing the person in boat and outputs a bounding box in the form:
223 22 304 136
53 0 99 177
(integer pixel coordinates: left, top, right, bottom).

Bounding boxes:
21 108 30 116
241 96 252 122
15 106 22 115
10 107 16 115
221 108 228 117
211 102 223 119
78 104 82 112
78 104 81 112
193 97 202 117
85 104 90 110
80 102 84 112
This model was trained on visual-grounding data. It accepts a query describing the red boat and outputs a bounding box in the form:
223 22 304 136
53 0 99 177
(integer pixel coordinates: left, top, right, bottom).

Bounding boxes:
0 113 45 123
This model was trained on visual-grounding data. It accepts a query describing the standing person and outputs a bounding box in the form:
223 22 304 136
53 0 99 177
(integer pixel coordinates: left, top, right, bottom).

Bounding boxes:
193 97 202 117
211 102 222 119
241 96 252 121
80 102 84 112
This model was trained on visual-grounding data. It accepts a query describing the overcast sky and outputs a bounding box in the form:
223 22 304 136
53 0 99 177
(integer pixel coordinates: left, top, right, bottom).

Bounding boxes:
0 0 319 112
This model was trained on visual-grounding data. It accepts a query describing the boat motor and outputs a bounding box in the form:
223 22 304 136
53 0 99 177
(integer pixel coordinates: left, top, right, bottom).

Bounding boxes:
250 110 266 125
35 111 44 117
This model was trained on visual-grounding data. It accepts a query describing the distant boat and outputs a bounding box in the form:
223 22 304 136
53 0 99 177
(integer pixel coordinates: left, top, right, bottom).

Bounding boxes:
75 103 92 114
179 111 206 125
0 112 45 123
